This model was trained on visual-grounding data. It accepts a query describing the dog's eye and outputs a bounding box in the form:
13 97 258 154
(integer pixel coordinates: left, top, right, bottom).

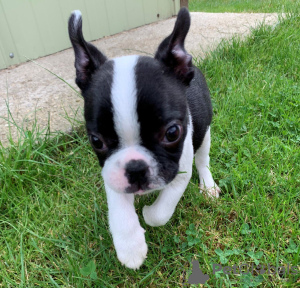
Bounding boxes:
89 135 107 151
162 124 183 146
165 125 180 142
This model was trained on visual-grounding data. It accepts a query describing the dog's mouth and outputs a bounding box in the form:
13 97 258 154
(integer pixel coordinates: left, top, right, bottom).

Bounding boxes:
125 183 149 194
125 181 166 195
134 188 159 195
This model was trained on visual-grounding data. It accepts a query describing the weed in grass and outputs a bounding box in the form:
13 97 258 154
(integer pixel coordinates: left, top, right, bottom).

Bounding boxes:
247 251 264 265
241 223 252 235
215 248 235 264
80 260 98 280
240 274 264 288
285 239 299 254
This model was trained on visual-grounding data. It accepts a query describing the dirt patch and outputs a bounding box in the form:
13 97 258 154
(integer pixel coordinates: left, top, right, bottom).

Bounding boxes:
0 12 278 146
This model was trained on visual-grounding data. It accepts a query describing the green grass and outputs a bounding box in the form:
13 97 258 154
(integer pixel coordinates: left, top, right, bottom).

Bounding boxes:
0 10 300 288
189 0 297 13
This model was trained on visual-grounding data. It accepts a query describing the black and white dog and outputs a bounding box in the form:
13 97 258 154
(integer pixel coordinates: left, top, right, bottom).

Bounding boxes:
68 8 220 269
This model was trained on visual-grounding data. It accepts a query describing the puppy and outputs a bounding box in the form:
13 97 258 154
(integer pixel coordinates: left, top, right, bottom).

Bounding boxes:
68 8 220 270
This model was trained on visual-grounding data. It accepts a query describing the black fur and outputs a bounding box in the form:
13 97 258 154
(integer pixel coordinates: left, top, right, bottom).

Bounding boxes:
84 61 119 166
135 56 188 183
154 7 212 152
187 68 212 151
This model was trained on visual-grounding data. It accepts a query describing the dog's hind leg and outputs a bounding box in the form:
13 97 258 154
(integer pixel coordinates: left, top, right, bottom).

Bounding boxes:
194 126 220 198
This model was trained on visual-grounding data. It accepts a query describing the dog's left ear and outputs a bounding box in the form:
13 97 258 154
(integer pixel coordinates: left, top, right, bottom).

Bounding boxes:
155 8 194 85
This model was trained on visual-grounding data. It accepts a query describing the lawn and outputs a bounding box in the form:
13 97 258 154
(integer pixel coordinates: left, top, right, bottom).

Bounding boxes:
0 7 299 288
189 0 297 13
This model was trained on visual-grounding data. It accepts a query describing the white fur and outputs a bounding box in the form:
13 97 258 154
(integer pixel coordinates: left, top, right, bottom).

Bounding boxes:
105 184 147 269
71 10 82 27
104 55 151 269
195 127 220 197
111 55 140 147
143 113 194 226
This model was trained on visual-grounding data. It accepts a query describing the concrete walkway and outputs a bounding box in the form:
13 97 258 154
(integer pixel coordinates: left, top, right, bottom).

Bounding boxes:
0 12 278 146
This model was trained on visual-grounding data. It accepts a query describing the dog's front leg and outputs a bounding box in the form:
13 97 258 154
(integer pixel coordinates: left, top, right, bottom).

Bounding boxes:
143 170 192 227
105 185 147 269
143 130 194 227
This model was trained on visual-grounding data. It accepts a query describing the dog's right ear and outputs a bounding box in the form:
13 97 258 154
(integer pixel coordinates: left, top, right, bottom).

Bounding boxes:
68 10 107 91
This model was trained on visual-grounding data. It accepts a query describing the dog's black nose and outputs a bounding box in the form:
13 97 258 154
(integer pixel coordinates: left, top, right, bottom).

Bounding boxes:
125 160 149 192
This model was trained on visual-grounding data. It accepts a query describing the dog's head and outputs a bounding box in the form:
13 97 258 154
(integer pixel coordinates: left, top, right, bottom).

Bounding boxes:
68 8 194 194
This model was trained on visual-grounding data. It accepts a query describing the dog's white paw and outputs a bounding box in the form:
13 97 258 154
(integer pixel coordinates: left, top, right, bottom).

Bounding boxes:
143 205 171 227
200 184 221 198
115 228 148 270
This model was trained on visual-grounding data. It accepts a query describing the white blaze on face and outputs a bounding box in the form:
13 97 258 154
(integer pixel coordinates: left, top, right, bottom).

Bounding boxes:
102 55 166 193
111 55 141 146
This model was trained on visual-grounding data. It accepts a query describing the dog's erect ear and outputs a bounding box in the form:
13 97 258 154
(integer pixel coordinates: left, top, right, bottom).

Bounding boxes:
68 10 107 91
155 8 194 85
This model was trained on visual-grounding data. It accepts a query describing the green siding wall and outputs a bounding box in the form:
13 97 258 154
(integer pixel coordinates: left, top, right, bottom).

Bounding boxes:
0 0 180 70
